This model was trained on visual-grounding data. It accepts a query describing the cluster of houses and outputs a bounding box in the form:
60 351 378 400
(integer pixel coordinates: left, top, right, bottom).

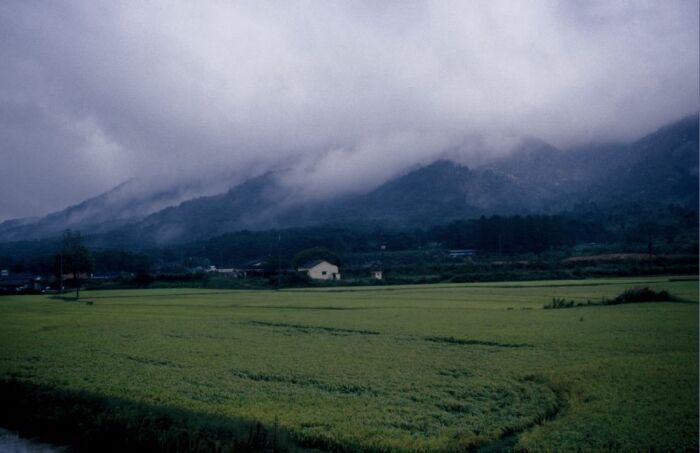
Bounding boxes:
207 259 383 281
0 269 100 294
0 270 45 293
0 259 375 294
2 249 475 293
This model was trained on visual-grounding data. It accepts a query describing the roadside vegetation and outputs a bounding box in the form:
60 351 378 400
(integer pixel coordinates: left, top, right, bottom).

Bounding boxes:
0 379 293 452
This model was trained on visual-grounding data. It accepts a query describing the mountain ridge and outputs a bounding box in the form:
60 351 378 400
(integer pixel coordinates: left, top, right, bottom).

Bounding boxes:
2 114 697 246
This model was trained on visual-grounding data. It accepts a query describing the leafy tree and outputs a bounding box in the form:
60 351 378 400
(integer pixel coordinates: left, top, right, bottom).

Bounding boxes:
291 247 341 269
53 230 93 299
92 250 151 274
133 272 155 287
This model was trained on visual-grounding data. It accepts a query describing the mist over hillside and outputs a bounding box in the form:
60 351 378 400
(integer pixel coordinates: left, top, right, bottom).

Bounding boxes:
1 115 696 248
1 1 698 222
0 177 226 242
1 4 699 453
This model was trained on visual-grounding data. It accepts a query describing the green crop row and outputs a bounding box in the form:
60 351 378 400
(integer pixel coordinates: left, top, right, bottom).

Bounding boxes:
0 276 697 451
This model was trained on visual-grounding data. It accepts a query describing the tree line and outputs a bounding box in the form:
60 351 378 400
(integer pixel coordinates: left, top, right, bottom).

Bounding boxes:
1 204 696 276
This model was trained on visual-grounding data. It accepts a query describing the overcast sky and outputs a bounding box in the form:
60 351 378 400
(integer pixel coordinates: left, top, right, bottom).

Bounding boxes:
1 0 698 221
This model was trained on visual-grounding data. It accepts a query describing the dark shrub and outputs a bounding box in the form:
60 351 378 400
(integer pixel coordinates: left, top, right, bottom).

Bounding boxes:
543 287 680 309
604 287 677 305
133 272 155 287
543 298 577 309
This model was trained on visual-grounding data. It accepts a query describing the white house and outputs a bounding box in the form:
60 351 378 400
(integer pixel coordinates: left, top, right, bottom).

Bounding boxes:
298 260 340 280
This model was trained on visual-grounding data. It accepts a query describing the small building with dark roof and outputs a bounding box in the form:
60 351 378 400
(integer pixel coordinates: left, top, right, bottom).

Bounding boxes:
0 274 43 293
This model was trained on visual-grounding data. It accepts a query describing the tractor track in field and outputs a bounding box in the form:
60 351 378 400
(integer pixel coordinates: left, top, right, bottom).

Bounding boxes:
245 320 380 335
423 335 532 348
244 320 532 348
475 379 567 453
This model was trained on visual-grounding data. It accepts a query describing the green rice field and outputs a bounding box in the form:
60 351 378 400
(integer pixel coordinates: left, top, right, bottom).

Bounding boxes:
0 276 697 451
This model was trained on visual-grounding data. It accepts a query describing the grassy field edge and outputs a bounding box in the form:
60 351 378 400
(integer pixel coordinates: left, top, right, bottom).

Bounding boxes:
0 378 301 453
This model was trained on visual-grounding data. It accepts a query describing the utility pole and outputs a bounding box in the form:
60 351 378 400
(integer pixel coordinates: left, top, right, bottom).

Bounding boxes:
276 233 282 290
59 253 63 294
380 243 385 276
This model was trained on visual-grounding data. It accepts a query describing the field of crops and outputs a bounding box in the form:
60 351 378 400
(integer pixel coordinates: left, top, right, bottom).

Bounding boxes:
0 276 697 451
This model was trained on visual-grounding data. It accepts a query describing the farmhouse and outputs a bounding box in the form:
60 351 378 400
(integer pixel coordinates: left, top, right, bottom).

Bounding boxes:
207 266 237 274
0 273 43 293
362 261 383 280
448 249 477 258
60 272 90 280
298 260 340 280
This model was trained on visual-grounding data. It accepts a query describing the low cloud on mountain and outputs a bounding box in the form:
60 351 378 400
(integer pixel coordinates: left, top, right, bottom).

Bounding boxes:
1 1 698 220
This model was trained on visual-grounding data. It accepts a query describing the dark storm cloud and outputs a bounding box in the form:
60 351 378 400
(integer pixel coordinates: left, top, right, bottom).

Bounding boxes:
1 0 698 220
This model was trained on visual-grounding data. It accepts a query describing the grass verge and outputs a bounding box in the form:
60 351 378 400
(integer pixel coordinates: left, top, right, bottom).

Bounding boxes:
0 378 298 452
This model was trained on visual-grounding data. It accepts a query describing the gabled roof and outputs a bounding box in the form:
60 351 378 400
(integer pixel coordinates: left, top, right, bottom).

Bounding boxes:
239 258 267 269
298 259 334 270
